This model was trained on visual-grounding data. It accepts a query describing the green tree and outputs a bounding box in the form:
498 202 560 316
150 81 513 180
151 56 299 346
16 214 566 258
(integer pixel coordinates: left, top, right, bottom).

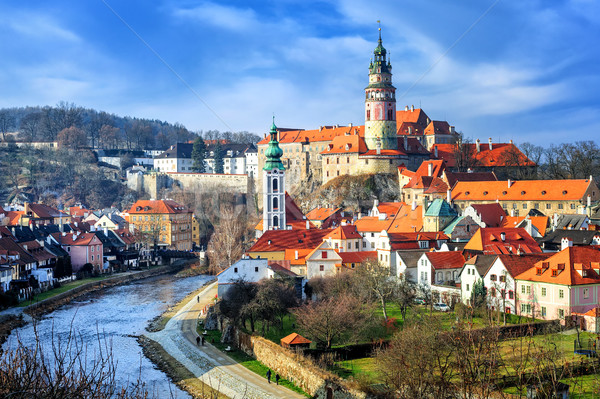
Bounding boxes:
213 141 224 174
471 278 487 308
191 137 207 172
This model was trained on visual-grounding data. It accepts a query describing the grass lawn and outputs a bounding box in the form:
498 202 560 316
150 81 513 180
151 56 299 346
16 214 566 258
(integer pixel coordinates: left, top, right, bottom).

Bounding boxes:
201 328 310 397
240 314 298 344
331 357 379 381
19 276 112 307
504 373 600 398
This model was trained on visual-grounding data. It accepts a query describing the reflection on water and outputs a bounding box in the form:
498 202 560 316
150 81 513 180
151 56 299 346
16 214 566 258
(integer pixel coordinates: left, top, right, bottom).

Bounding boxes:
5 274 213 398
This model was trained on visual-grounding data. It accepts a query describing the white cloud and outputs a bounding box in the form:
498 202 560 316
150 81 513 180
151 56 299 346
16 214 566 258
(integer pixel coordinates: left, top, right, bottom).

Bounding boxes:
7 12 80 42
171 2 259 31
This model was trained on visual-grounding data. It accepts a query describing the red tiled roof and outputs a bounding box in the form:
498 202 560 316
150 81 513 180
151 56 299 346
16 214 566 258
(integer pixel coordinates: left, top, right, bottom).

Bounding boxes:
321 134 367 155
404 160 446 189
6 211 23 226
452 179 594 202
387 231 448 250
52 232 101 246
425 251 466 269
281 332 311 345
339 251 377 264
376 202 404 216
445 171 498 188
515 246 600 286
249 229 332 253
424 120 451 136
355 216 393 233
128 199 190 214
258 126 365 145
496 253 552 279
387 204 424 233
27 203 69 219
469 203 507 227
432 142 536 168
501 216 549 237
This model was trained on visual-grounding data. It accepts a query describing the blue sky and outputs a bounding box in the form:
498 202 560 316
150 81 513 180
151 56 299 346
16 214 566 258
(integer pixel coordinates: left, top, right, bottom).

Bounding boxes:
1 0 599 145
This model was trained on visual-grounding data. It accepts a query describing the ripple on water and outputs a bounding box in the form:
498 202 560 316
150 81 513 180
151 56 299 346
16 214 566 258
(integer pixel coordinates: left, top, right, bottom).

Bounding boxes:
4 274 213 399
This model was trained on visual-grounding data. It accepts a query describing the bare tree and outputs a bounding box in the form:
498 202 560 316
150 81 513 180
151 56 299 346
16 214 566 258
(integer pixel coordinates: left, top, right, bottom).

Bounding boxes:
206 204 247 273
0 109 15 142
356 258 395 322
19 111 43 142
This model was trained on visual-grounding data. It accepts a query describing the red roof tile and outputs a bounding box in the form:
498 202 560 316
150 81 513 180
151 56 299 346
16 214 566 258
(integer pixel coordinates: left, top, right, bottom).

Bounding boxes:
128 199 190 214
464 227 542 255
453 179 594 202
324 225 362 240
425 251 465 269
432 142 536 168
249 229 331 253
469 203 507 227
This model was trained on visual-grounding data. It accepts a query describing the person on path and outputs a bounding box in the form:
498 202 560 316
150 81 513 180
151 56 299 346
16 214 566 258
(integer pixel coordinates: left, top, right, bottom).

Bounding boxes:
201 336 205 346
266 369 271 384
275 373 280 385
197 295 199 303
196 336 201 346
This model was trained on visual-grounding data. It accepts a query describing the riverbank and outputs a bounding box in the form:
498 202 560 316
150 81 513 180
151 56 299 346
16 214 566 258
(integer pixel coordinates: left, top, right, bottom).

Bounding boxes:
24 261 189 318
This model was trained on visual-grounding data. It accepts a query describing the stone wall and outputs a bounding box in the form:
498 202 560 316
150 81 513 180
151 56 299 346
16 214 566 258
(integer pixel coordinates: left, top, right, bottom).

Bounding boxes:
235 331 369 399
126 171 248 199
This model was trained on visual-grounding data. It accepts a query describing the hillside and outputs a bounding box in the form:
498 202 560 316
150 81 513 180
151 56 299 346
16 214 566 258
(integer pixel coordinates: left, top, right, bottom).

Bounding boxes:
294 173 400 213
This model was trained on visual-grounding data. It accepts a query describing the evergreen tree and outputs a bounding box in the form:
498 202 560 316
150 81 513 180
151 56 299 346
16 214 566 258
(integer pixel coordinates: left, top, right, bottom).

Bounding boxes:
213 141 224 174
191 137 207 173
470 278 487 308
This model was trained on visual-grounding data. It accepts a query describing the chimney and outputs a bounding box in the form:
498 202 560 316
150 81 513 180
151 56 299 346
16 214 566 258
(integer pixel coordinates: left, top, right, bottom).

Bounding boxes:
72 234 76 241
434 146 438 158
104 227 108 236
295 250 299 260
62 232 66 237
447 189 452 204
428 162 433 177
510 209 515 217
561 237 573 251
500 232 506 241
476 139 481 153
450 126 455 134
408 126 412 135
588 195 591 208
348 123 353 127
405 105 409 111
376 138 381 155
306 220 310 230
488 137 493 150
411 105 414 112
411 200 417 211
509 139 513 145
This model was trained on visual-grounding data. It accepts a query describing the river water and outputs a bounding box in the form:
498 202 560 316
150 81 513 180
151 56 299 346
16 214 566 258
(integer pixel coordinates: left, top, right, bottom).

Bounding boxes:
4 273 213 399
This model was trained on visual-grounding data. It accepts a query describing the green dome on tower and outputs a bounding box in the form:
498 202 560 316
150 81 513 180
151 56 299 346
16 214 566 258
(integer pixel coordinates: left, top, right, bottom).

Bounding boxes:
263 118 285 171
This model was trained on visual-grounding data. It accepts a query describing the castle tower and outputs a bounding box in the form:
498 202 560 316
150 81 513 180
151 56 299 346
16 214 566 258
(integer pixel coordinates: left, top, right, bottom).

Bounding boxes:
262 118 286 232
364 26 397 151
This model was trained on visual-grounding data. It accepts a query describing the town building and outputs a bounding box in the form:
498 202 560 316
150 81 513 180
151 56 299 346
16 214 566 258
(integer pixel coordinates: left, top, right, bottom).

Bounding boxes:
127 199 193 251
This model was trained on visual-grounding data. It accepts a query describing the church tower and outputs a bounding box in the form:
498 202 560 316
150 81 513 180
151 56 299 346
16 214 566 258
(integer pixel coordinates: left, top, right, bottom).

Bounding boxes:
364 27 397 151
262 118 286 232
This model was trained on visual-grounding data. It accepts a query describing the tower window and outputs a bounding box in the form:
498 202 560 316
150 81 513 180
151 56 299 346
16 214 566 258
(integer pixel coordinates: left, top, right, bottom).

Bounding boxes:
273 215 279 227
272 178 278 192
366 110 370 120
273 197 278 210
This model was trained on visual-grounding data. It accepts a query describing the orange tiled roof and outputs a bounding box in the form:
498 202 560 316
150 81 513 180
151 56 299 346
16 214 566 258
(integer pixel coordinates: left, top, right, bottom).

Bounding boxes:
464 227 542 255
397 121 424 136
128 199 190 214
376 202 404 216
6 211 24 226
515 246 600 286
281 332 311 345
404 160 446 189
424 120 451 136
496 253 552 278
432 142 536 168
387 204 424 233
324 225 362 240
283 248 313 265
452 179 594 202
305 207 341 222
387 231 449 250
396 108 429 125
355 216 393 233
321 134 367 155
52 232 100 246
501 216 549 237
258 125 365 145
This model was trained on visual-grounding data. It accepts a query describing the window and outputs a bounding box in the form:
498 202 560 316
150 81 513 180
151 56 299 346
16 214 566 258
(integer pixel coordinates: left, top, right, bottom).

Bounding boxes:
570 203 576 209
534 203 539 209
523 203 527 209
272 178 278 191
583 287 589 299
499 275 506 282
509 290 514 299
319 265 324 272
91 246 94 252
234 267 238 273
490 274 497 281
558 203 563 210
355 242 359 249
546 203 551 210
466 284 470 291
541 307 547 317
541 287 547 297
322 251 328 258
526 286 531 294
558 309 565 319
254 267 259 272
363 241 366 248
501 289 506 298
559 289 564 299
371 242 375 248
521 285 526 294
419 241 428 249
273 197 278 210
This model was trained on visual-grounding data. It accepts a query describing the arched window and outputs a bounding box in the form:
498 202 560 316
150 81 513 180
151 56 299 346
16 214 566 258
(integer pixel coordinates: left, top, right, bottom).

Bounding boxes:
272 178 278 192
273 215 279 227
366 110 370 120
273 197 278 210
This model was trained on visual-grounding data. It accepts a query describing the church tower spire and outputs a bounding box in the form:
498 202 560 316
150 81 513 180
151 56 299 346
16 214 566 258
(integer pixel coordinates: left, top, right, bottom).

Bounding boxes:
364 24 397 151
262 118 286 232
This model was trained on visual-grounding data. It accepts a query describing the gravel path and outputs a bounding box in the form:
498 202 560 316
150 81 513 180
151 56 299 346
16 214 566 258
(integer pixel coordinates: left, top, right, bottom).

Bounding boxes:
145 281 305 399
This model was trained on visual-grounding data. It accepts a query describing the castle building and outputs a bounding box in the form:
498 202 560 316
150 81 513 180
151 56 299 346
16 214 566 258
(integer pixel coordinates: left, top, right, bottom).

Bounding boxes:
262 120 286 232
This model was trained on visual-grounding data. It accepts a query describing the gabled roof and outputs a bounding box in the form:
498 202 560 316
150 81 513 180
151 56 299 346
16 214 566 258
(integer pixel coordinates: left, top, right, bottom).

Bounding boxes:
281 332 311 345
496 253 552 279
468 203 507 227
354 216 393 233
375 202 404 217
424 120 451 136
452 179 594 202
283 248 313 265
463 254 497 277
515 247 600 286
0 237 36 265
500 216 549 237
321 134 367 155
445 171 498 189
464 227 542 255
338 251 377 264
6 211 24 226
404 160 446 189
387 232 449 250
128 199 190 214
258 125 365 145
112 229 137 245
305 207 341 222
387 204 424 233
26 203 69 219
396 107 429 126
52 232 101 246
397 137 430 155
539 230 600 248
155 143 193 159
432 142 536 168
249 229 331 253
397 250 429 267
324 225 361 240
425 251 465 270
555 214 589 230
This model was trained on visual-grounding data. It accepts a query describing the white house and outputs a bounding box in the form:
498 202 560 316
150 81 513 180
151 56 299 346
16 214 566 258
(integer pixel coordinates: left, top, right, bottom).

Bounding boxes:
217 257 271 298
305 241 342 280
396 250 428 282
417 251 465 287
459 255 496 306
0 265 12 292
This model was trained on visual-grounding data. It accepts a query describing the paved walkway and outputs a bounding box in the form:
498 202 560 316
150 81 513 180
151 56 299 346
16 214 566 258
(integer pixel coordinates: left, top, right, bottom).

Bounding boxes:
145 281 305 399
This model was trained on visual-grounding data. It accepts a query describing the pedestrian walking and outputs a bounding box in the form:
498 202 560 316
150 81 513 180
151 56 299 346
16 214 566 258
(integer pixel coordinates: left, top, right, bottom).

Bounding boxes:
275 373 280 385
197 295 199 303
266 369 271 384
201 336 205 346
196 336 200 346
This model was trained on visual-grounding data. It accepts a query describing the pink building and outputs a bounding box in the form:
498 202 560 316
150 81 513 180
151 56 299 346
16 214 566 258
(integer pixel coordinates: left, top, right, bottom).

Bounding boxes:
53 232 104 273
515 243 600 323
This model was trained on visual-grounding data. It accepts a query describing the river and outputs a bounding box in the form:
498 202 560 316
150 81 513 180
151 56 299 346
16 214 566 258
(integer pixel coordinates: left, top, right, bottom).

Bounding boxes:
3 273 214 398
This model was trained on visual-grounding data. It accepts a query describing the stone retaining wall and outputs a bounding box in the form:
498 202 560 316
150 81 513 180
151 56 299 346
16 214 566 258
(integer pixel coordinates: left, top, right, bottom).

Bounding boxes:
25 264 183 317
236 330 368 399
